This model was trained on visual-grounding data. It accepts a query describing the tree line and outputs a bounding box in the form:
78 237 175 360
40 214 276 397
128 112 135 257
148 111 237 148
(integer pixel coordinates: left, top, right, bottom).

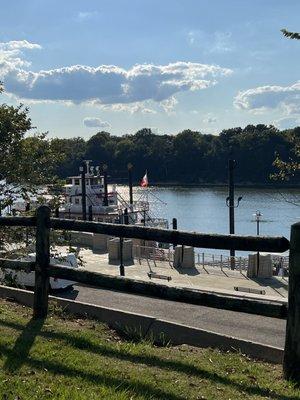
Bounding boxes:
49 125 300 185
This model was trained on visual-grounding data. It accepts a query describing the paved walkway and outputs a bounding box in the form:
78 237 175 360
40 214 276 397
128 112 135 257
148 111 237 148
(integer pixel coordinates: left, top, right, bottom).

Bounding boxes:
74 247 288 301
57 284 286 349
52 246 287 349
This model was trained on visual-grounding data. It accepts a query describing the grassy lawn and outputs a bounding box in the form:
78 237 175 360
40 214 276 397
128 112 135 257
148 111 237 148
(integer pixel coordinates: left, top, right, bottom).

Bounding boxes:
0 299 299 400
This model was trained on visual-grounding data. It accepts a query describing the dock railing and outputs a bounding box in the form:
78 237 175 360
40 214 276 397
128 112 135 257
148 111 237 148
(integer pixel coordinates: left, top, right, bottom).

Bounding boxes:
0 205 299 381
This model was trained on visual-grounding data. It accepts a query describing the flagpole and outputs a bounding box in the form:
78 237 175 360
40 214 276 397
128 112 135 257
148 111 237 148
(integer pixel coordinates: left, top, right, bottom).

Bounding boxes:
140 170 149 227
146 170 148 227
145 184 148 227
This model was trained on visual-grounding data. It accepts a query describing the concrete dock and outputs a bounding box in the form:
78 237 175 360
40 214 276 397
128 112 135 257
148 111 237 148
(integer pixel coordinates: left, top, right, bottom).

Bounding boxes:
57 246 289 301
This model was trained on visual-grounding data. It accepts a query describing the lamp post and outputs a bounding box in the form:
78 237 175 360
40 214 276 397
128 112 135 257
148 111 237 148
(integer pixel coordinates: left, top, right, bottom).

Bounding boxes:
253 210 262 275
226 159 243 269
67 202 71 219
172 217 177 249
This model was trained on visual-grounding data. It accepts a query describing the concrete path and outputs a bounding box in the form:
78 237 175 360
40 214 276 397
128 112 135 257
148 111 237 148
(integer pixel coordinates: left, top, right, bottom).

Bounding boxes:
54 245 288 300
74 247 289 299
56 284 286 349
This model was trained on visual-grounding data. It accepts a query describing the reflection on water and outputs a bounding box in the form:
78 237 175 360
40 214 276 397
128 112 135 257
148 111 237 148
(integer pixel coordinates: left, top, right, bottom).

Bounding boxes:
117 185 300 255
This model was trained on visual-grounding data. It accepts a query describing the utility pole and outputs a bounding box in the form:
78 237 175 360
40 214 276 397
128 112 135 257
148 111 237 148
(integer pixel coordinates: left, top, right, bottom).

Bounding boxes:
103 164 108 207
80 161 87 220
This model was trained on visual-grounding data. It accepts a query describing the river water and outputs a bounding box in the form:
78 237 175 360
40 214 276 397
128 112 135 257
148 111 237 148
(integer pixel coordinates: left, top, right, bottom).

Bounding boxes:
117 185 300 255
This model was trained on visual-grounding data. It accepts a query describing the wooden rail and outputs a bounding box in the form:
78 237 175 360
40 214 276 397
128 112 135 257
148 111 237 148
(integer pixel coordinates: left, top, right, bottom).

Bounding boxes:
0 215 290 252
0 258 35 272
50 218 290 252
0 205 299 381
0 216 36 227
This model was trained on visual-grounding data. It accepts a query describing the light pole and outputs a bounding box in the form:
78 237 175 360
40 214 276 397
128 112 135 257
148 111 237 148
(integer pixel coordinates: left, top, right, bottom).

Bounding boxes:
68 202 71 219
226 159 243 269
253 210 262 275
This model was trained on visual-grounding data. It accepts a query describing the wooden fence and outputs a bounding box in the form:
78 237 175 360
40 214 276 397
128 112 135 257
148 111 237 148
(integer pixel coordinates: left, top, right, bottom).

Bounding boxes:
0 205 298 381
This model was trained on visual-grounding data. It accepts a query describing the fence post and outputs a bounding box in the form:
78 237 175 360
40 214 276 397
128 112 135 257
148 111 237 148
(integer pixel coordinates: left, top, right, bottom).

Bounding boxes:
124 208 129 225
33 205 51 319
119 237 125 276
283 222 300 381
172 218 177 249
88 205 93 221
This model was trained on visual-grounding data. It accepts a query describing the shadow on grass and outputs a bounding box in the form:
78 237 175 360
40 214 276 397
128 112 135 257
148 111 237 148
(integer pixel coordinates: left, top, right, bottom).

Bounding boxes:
1 318 298 400
4 317 45 373
1 341 185 400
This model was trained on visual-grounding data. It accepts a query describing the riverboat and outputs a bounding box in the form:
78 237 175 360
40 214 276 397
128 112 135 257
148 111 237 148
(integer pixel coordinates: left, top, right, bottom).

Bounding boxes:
59 161 168 228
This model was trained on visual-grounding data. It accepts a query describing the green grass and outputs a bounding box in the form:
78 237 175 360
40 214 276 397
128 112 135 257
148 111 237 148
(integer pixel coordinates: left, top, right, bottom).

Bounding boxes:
0 299 299 400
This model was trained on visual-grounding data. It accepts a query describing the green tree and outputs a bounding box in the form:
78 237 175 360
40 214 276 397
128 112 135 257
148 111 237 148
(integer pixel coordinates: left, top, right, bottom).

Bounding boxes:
281 29 300 40
85 131 114 165
51 137 86 178
272 29 300 182
0 84 65 210
0 83 65 255
0 102 32 182
12 133 64 185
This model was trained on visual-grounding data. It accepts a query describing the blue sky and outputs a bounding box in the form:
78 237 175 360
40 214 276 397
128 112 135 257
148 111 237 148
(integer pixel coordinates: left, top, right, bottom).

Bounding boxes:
0 0 300 138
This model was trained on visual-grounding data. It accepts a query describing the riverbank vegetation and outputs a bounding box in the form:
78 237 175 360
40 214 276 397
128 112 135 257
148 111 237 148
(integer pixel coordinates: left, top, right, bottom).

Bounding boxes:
0 298 299 399
52 125 300 185
4 122 300 186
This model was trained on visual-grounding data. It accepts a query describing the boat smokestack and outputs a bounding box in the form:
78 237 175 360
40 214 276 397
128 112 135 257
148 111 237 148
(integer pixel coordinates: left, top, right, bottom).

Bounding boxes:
103 164 108 207
127 163 133 206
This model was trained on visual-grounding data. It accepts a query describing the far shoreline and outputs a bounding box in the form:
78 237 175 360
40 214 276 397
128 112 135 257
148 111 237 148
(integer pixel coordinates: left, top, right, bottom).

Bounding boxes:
112 180 300 189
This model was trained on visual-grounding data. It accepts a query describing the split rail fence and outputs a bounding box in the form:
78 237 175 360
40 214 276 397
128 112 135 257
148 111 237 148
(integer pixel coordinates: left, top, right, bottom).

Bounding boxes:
0 205 299 381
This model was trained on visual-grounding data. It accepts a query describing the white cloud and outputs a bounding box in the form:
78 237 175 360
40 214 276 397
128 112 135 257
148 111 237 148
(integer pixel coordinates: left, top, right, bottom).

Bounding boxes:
274 116 300 130
0 41 233 106
99 102 157 114
234 81 300 114
203 114 217 124
0 40 41 51
76 11 99 21
187 30 235 54
83 117 111 128
0 40 42 70
160 96 178 114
